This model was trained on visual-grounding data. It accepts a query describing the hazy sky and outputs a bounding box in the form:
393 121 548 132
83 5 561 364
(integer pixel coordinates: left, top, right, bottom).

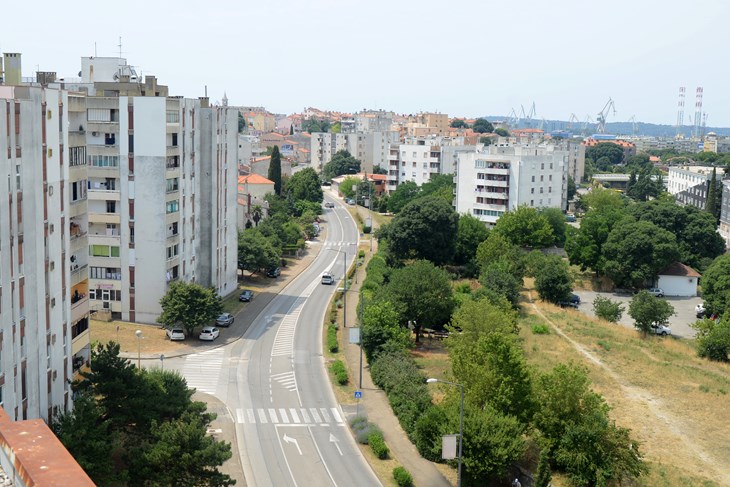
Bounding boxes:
3 0 729 125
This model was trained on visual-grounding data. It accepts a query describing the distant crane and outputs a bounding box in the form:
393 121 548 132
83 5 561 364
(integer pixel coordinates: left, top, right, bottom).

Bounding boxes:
582 115 594 135
596 98 616 134
538 118 547 131
568 113 580 129
628 115 637 135
508 108 520 127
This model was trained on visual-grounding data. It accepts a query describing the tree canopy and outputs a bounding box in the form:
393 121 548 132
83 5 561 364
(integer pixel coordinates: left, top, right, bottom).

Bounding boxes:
450 119 468 128
493 206 555 248
387 180 420 214
284 167 322 203
534 255 573 304
158 282 223 335
238 229 281 275
628 290 675 335
585 142 624 166
472 118 494 134
322 150 360 180
268 145 282 195
699 254 730 315
455 214 490 266
385 196 458 265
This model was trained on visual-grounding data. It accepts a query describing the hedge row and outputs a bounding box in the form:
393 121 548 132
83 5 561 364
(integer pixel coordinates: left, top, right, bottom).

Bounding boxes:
393 466 414 487
330 359 348 385
327 324 339 353
368 430 389 459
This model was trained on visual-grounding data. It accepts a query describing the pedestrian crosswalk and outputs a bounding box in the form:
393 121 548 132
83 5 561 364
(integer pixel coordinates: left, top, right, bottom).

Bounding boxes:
323 241 357 247
235 406 344 426
271 371 297 391
183 348 225 395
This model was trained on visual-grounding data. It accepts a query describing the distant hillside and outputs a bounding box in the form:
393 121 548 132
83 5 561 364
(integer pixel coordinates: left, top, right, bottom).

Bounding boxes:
486 116 730 138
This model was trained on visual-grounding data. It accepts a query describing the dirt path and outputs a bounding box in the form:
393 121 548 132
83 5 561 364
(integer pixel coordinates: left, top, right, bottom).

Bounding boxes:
529 300 730 485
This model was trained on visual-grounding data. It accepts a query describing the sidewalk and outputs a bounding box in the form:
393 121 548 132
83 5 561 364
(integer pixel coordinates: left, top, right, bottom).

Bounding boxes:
342 203 451 487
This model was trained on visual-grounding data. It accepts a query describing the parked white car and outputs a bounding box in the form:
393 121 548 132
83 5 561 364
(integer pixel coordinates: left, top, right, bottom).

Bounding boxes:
199 326 220 341
166 327 185 341
647 288 665 298
650 322 672 336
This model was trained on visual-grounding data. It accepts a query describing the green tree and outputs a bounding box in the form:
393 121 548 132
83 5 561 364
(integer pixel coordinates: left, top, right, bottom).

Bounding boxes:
132 411 235 486
450 119 468 128
705 167 720 223
454 214 490 265
580 186 626 212
628 290 675 335
534 255 573 304
419 174 454 204
238 229 281 275
380 260 455 339
692 316 730 362
158 282 223 335
372 164 387 175
479 261 522 307
539 207 568 246
472 118 494 133
592 296 624 322
285 167 323 203
339 175 360 199
361 300 411 361
51 392 117 485
602 220 679 288
697 254 730 315
494 127 510 137
251 204 264 226
386 197 458 265
237 112 245 133
322 150 361 180
493 206 555 248
534 448 552 487
268 145 282 195
387 180 420 213
475 232 525 279
567 176 577 201
585 142 624 166
289 124 294 135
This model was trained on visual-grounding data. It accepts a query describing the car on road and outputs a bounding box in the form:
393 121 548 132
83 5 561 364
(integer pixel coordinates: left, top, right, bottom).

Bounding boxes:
166 327 185 341
345 198 355 205
239 290 254 302
321 272 334 285
324 201 335 208
647 287 665 298
266 267 281 278
215 312 234 327
650 322 672 336
199 326 220 341
569 293 581 305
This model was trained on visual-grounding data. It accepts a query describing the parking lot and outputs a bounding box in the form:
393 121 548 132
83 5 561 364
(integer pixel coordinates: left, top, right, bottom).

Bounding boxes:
572 290 703 338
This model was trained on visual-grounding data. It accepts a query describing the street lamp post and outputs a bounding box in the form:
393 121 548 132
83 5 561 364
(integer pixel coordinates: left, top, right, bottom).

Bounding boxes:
359 290 365 389
427 378 464 487
328 248 347 328
135 330 143 369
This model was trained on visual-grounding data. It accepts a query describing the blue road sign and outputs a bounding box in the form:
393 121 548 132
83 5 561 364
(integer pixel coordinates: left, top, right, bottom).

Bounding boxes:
354 391 362 399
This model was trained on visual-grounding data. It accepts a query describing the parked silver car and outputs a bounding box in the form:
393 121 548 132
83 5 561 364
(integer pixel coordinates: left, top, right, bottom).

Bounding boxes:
166 327 185 341
215 313 234 327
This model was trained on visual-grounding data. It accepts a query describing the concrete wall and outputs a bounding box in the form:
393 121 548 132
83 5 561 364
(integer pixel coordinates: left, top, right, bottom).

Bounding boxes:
657 275 697 297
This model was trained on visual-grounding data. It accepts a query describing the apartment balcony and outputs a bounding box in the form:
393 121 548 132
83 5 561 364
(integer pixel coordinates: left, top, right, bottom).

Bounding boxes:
482 167 509 175
474 201 508 212
483 179 509 188
474 189 509 199
71 294 89 324
70 264 88 286
166 146 181 156
87 143 120 156
87 121 119 133
88 189 121 201
87 165 121 178
88 212 121 224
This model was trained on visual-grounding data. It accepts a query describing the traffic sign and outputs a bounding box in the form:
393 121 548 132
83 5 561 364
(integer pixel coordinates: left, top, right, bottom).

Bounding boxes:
354 390 362 399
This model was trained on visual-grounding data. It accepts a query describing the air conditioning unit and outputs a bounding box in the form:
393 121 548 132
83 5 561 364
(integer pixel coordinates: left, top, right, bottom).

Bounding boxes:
91 131 99 137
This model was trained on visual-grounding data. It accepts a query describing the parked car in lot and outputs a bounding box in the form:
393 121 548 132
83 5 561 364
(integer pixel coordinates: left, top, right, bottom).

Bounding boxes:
647 287 665 297
166 327 185 341
239 290 254 302
266 267 281 278
565 213 577 222
324 201 335 208
650 322 672 336
345 198 355 205
215 312 234 327
321 272 334 285
199 326 220 341
569 293 581 305
557 300 579 309
696 303 706 319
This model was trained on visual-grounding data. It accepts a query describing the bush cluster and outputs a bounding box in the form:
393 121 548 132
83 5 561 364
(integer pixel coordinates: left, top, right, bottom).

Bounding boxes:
392 466 414 487
368 430 389 459
363 225 372 234
350 416 382 445
330 360 348 385
532 324 549 334
327 324 339 353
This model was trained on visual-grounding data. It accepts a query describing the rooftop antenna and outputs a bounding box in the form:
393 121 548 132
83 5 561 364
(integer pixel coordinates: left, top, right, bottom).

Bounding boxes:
118 36 123 58
693 87 703 139
94 42 97 57
676 86 685 136
205 85 208 97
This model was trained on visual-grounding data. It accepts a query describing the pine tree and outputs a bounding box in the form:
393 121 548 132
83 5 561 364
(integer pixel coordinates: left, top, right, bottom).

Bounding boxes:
289 124 294 135
706 167 719 223
626 171 637 199
268 146 282 195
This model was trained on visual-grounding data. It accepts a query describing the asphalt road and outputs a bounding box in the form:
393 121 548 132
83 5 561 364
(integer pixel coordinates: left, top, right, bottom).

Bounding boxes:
165 196 378 487
572 290 703 338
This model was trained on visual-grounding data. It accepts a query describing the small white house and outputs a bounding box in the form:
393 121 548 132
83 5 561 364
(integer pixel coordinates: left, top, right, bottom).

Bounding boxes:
656 262 700 297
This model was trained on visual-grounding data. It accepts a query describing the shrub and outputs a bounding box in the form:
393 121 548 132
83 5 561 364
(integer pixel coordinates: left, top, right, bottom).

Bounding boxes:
327 325 339 353
413 406 448 461
593 296 625 323
358 249 366 258
368 430 389 459
532 324 550 334
363 225 372 234
349 415 368 431
693 318 730 362
393 466 414 487
330 359 348 385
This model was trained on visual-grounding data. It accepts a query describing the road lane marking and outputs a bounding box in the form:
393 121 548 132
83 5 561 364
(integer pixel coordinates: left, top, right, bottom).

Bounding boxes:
257 408 268 423
309 408 322 423
247 409 256 423
236 408 245 423
268 408 279 423
300 408 311 423
320 408 331 423
289 408 300 423
279 408 290 423
331 408 343 423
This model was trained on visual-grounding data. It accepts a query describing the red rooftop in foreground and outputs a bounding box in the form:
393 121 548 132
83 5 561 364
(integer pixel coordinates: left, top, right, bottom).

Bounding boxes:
0 407 95 486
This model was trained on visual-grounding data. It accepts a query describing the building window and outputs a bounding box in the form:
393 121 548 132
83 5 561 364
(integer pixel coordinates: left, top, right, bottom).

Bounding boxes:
90 245 120 257
166 201 179 214
166 178 179 192
88 155 119 167
531 176 535 183
531 188 534 194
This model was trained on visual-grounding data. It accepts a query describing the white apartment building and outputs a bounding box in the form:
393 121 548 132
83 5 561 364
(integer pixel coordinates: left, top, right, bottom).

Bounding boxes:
386 136 475 191
454 144 569 225
354 131 399 174
667 166 723 195
0 84 79 423
310 132 357 172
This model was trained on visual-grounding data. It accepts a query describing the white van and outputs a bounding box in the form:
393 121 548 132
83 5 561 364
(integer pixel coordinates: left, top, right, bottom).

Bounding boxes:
321 272 334 285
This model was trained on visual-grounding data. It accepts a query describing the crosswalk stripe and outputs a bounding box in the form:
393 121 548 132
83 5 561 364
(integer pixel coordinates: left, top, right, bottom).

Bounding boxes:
257 409 268 423
309 408 322 423
300 408 311 423
236 408 245 423
247 409 256 423
268 408 279 423
320 408 331 423
289 408 300 424
279 408 290 423
331 408 343 423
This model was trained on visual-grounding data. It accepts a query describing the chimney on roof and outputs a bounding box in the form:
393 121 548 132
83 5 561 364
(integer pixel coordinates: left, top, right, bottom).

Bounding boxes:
199 97 210 108
2 53 22 85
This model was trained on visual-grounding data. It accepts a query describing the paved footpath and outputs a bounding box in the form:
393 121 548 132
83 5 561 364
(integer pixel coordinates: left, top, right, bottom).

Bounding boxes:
341 198 451 487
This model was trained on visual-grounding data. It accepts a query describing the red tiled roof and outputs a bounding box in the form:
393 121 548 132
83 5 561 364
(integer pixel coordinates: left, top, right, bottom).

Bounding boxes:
238 174 274 185
659 261 701 277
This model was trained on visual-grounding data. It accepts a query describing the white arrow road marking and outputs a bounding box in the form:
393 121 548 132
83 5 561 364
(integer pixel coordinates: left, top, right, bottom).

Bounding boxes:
283 434 302 455
329 433 343 456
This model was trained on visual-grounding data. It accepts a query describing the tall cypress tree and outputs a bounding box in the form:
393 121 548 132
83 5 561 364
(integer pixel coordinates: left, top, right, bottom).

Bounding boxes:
268 146 282 195
706 167 719 223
